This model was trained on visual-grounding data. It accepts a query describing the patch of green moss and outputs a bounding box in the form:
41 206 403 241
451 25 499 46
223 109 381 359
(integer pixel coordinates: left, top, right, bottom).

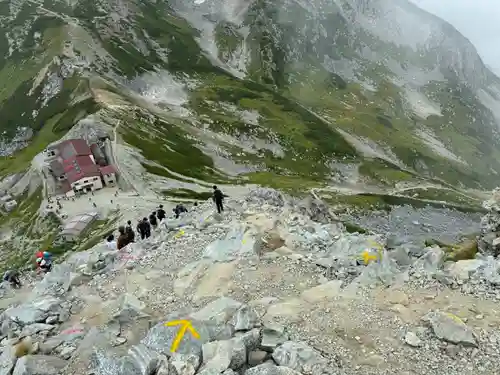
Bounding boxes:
401 187 482 208
445 240 478 262
343 222 368 234
325 194 389 211
162 188 212 200
242 171 322 195
359 158 417 186
325 192 486 214
214 21 243 61
120 113 231 183
189 74 357 183
0 77 99 176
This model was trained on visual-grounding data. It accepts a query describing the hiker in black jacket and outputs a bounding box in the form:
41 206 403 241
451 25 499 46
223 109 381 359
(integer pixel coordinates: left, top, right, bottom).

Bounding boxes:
173 204 188 219
212 185 226 214
137 218 151 240
149 212 158 230
157 205 166 222
125 220 135 243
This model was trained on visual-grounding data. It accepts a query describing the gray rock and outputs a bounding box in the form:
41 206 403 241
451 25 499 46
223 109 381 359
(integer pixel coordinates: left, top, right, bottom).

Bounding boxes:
423 311 477 347
6 297 63 326
201 338 246 372
170 353 200 375
64 328 112 375
205 322 234 341
197 368 221 375
112 294 149 323
446 259 484 281
416 247 444 274
1 319 19 338
156 357 170 375
385 235 406 249
57 308 70 323
388 246 413 267
230 305 259 331
191 298 242 325
20 324 55 338
142 319 209 357
261 323 288 351
244 363 302 375
126 343 160 375
44 316 58 325
58 345 76 360
29 265 75 297
92 350 121 375
5 307 48 326
248 350 268 366
222 370 238 375
202 225 261 261
0 344 17 375
39 325 86 354
404 332 422 347
12 355 66 375
234 329 261 352
272 341 330 375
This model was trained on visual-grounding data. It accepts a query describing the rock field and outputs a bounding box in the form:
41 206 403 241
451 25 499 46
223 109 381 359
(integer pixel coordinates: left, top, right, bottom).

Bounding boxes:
2 188 500 375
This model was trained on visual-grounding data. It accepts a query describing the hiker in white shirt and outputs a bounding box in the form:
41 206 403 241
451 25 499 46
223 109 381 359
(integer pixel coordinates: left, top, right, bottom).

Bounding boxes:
106 234 117 250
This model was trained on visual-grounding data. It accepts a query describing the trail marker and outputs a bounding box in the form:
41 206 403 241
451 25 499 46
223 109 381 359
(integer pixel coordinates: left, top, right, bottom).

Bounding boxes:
361 250 378 265
164 319 200 353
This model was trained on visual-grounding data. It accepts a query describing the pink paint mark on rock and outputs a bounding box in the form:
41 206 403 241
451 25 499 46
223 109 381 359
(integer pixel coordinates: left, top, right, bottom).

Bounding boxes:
61 328 84 335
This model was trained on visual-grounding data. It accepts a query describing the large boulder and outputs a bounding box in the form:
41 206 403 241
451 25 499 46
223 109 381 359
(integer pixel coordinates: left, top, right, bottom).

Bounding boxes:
0 344 17 375
141 317 210 357
199 338 246 373
423 311 477 347
295 196 336 224
202 225 262 262
246 189 285 207
272 341 332 375
4 297 62 326
190 298 243 326
245 363 302 375
12 355 66 375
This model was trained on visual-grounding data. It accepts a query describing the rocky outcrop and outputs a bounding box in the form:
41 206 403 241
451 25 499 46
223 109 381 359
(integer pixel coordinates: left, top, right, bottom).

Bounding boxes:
478 188 500 257
2 188 500 375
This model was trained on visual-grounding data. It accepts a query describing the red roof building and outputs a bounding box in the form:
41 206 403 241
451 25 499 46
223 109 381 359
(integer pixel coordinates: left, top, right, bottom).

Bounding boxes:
63 155 101 184
99 165 116 175
48 138 118 196
58 139 92 160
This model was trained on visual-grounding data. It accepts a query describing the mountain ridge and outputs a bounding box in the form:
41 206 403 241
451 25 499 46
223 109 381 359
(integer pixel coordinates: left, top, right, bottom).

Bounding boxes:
0 0 499 192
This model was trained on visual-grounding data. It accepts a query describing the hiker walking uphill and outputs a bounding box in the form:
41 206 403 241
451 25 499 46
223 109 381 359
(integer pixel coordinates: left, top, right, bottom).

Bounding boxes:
3 269 21 288
149 212 158 230
125 220 135 243
35 251 52 273
212 185 227 214
157 205 166 222
137 218 151 240
173 204 188 219
117 226 130 250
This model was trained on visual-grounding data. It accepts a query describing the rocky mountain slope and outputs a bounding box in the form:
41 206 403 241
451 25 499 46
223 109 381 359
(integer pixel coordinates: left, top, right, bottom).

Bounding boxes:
1 0 500 194
2 188 500 375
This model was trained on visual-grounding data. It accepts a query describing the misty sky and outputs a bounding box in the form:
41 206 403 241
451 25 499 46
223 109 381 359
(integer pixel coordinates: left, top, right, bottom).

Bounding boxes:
409 0 500 74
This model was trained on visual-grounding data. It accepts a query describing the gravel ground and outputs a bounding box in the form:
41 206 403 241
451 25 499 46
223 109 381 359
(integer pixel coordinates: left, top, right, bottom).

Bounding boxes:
57 191 500 375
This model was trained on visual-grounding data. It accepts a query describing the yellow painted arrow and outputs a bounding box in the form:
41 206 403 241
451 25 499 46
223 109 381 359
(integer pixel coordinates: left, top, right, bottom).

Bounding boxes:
361 250 378 265
164 319 200 353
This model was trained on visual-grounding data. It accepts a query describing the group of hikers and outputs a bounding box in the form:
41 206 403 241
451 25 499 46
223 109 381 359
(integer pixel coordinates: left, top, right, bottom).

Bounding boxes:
106 185 227 251
105 202 191 250
2 186 227 289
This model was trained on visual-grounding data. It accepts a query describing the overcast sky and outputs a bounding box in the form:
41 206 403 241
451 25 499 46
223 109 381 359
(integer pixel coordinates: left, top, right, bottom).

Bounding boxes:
409 0 500 75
